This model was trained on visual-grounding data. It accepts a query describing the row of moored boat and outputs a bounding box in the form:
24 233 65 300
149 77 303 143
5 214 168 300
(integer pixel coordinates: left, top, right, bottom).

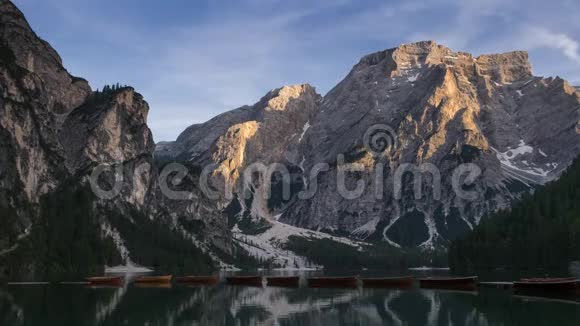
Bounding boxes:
85 275 477 289
85 275 580 292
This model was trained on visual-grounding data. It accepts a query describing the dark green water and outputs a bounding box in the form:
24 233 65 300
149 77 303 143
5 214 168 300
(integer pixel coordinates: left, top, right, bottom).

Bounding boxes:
1 274 579 326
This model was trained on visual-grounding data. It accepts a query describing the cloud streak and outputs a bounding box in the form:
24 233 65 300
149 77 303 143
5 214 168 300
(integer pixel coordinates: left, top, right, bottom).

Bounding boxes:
528 28 580 64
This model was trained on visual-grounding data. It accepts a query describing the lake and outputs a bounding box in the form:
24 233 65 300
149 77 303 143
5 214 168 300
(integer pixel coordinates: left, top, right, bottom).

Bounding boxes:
1 271 579 325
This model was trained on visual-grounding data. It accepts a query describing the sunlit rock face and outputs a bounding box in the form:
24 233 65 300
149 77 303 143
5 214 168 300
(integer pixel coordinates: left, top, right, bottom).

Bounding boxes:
159 84 320 178
59 87 165 212
61 89 155 175
157 84 321 221
163 41 580 250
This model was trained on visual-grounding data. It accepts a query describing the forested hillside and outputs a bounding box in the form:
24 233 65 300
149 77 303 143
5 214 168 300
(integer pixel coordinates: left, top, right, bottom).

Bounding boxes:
449 157 580 271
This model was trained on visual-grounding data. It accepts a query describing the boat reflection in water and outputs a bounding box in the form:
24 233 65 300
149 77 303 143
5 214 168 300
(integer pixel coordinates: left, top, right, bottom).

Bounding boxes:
1 280 580 325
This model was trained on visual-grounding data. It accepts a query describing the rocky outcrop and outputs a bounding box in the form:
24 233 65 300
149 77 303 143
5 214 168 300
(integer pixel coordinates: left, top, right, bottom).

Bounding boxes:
59 88 158 210
60 88 154 174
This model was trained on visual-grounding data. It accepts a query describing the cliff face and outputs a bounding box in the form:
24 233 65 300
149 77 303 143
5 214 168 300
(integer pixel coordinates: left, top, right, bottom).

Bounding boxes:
163 41 580 253
0 0 220 279
61 89 155 175
0 0 91 254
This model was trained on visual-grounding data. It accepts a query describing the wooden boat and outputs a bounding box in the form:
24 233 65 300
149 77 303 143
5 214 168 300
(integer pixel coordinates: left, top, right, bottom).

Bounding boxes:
175 275 219 285
226 276 263 286
361 276 414 288
133 283 173 289
133 275 173 284
419 276 477 290
85 276 124 286
266 276 300 287
307 276 358 288
513 278 578 292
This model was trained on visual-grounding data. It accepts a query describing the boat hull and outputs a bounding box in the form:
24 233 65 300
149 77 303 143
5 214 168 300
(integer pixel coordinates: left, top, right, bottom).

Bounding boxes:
266 276 300 287
86 276 124 286
514 279 578 292
226 276 263 286
133 283 173 289
419 276 477 290
308 277 358 288
134 275 173 284
361 276 414 288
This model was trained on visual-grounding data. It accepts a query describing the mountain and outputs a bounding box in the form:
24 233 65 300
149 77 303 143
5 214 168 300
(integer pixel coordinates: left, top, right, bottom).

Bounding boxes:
156 84 320 222
449 156 580 271
2 0 579 277
158 41 580 254
0 0 217 280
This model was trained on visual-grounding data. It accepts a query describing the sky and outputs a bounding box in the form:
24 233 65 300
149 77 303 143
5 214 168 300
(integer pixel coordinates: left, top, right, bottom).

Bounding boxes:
12 0 580 142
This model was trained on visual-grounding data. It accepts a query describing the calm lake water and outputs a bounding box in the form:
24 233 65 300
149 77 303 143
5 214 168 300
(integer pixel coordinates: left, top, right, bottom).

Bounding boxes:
1 271 579 325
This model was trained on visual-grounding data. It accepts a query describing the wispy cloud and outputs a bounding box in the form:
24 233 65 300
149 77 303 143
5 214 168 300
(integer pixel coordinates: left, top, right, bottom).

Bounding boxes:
526 28 580 64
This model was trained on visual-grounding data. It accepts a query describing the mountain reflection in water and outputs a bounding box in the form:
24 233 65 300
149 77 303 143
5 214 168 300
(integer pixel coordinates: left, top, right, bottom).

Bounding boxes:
1 283 579 325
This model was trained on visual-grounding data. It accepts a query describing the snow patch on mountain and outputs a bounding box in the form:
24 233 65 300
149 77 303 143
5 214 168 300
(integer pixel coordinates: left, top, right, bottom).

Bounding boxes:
101 222 158 273
351 218 380 239
382 218 402 248
101 222 130 262
232 221 364 269
492 140 560 185
419 214 438 250
298 121 311 143
407 73 420 82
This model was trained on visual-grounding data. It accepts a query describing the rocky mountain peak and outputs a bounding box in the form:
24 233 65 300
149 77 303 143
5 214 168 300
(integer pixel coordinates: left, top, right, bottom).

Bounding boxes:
356 40 438 67
157 84 321 162
264 84 319 111
0 0 90 122
353 41 532 85
60 87 154 174
474 51 532 83
197 84 320 181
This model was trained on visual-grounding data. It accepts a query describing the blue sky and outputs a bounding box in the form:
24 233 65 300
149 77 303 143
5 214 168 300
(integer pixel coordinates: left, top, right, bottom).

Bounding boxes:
12 0 580 142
